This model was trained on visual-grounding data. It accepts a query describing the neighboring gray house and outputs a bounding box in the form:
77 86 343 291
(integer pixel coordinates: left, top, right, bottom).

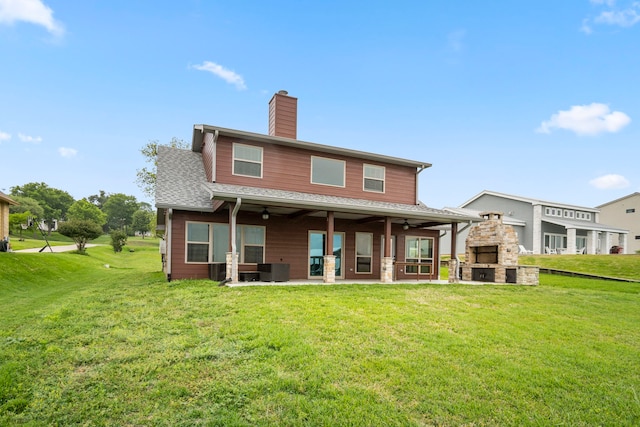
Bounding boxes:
441 190 628 255
597 192 640 254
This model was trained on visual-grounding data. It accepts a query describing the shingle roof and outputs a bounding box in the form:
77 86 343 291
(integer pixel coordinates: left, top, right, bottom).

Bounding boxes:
203 182 474 222
155 146 213 211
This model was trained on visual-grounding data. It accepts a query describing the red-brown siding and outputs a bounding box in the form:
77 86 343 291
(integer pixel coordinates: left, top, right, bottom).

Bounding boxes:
214 136 417 205
168 210 439 281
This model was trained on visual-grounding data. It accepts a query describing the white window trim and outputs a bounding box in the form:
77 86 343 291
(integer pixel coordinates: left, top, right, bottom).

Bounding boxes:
564 210 574 218
232 143 263 178
185 222 265 264
310 156 346 188
404 236 434 275
545 207 562 218
363 164 385 193
355 232 373 274
236 224 266 264
185 221 211 264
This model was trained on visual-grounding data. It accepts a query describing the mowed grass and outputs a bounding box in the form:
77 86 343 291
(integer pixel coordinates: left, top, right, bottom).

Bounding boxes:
1 245 640 426
520 254 640 281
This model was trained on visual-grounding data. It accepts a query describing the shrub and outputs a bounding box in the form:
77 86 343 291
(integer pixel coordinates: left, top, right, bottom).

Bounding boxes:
57 220 103 253
110 230 128 253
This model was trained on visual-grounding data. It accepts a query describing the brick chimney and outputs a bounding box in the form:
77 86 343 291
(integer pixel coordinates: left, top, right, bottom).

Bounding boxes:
268 90 297 139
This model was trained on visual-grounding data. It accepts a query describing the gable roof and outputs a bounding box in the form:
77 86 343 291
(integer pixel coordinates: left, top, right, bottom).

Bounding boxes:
461 190 599 213
0 191 18 206
192 125 432 169
596 192 640 208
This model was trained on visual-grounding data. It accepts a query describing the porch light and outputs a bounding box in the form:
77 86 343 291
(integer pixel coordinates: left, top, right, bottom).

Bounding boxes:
262 207 270 220
402 220 410 230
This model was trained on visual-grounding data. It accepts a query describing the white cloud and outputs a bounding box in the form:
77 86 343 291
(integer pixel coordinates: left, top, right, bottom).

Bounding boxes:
18 132 43 143
595 6 640 26
589 174 630 189
583 1 640 32
0 0 64 36
0 131 10 143
536 103 631 136
191 61 247 90
58 147 77 158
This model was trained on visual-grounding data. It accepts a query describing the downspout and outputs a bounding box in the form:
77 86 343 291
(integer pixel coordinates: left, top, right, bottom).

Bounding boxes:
166 208 173 282
231 197 241 254
229 198 241 282
415 165 427 205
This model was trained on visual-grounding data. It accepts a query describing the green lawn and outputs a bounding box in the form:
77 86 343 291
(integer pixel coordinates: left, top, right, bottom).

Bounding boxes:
1 246 639 425
520 254 640 281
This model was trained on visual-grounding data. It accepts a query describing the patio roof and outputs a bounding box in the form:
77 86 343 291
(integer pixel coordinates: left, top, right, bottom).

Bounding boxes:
202 182 477 225
543 217 628 234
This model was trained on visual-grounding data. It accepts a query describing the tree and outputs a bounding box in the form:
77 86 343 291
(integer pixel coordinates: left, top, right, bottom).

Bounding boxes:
136 137 189 199
67 199 107 227
11 182 74 234
103 193 139 233
8 195 44 218
9 211 31 240
87 190 108 210
58 220 102 253
132 210 153 238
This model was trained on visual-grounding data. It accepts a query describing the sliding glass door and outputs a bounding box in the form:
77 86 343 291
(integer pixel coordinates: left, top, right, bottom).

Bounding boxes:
309 231 343 278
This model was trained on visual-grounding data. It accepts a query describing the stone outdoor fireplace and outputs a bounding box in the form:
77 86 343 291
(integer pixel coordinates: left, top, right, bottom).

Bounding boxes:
461 211 538 285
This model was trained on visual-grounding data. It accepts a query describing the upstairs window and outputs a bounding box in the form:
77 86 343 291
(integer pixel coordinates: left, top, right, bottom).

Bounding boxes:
311 156 345 187
626 208 636 213
363 164 385 193
576 211 592 221
564 210 574 219
545 207 562 217
233 143 263 178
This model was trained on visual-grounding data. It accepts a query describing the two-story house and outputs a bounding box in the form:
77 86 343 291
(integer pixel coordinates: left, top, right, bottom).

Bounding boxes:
155 91 476 283
597 192 640 254
441 190 628 255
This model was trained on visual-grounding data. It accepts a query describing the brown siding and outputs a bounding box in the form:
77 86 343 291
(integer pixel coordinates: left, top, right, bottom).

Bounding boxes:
168 210 439 281
214 136 417 205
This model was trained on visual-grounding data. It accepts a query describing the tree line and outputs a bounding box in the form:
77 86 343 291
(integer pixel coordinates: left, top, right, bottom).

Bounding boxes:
7 182 155 252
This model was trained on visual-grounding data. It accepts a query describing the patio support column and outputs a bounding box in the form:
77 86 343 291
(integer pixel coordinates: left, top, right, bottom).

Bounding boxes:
604 232 612 255
587 230 598 254
532 205 542 254
566 228 576 255
381 216 393 283
324 211 336 283
449 222 459 283
619 233 627 254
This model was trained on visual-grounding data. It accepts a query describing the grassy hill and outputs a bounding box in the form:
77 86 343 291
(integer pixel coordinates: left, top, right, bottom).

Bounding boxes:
1 246 640 425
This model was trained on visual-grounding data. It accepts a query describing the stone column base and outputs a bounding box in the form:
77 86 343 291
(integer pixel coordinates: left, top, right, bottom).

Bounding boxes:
323 255 336 283
381 257 394 283
448 259 460 283
226 252 238 283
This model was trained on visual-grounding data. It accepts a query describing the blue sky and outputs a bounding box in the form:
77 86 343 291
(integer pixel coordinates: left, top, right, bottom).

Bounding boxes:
1 0 638 210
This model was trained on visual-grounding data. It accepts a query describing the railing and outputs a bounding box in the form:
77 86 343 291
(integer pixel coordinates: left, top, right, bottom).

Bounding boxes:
394 262 433 281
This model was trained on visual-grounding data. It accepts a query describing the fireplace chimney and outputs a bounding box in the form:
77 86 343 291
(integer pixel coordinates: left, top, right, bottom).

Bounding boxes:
268 90 297 139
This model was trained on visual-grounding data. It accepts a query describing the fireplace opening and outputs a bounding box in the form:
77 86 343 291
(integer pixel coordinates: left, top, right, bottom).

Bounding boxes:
471 245 498 264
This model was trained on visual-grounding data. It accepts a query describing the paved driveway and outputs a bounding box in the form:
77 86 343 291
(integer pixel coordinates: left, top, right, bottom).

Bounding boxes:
15 244 100 253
